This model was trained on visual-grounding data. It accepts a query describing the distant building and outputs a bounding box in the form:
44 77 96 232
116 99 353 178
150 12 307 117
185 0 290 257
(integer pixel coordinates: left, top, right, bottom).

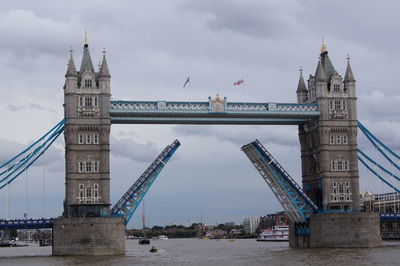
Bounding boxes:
258 212 289 231
225 222 235 226
186 220 193 227
243 217 260 234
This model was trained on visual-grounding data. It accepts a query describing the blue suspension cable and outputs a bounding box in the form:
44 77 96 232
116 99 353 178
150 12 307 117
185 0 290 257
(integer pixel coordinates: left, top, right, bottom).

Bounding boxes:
0 124 64 189
358 156 400 193
358 122 400 172
358 149 400 182
0 119 65 170
358 121 400 161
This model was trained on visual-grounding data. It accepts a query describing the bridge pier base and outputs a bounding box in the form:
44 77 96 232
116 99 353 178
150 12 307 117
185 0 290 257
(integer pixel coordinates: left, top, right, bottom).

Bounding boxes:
289 212 382 248
52 217 125 256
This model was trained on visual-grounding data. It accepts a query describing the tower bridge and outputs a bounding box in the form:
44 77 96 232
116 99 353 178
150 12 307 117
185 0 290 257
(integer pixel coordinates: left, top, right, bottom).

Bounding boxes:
1 39 391 254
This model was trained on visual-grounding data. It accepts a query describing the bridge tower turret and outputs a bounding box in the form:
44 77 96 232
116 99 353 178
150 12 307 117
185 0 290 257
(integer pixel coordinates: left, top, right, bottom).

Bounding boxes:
63 40 111 218
298 43 360 212
54 36 124 256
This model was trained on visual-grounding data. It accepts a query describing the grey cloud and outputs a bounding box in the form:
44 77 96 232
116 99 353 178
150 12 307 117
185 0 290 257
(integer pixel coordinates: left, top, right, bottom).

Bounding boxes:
8 103 56 113
110 136 160 163
0 138 64 172
184 0 305 39
173 125 298 147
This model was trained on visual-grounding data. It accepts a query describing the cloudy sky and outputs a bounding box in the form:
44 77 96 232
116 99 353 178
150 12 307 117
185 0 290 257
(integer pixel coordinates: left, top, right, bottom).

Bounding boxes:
1 0 400 228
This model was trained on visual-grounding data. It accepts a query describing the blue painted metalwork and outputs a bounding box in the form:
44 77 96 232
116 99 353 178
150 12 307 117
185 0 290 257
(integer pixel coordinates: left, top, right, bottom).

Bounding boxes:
109 99 320 125
0 218 54 230
0 120 65 189
109 140 180 224
241 140 318 223
358 121 400 172
357 121 400 193
380 213 400 221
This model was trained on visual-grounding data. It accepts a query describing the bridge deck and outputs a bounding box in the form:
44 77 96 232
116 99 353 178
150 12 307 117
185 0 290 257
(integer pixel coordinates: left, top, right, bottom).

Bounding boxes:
109 100 320 125
0 218 54 230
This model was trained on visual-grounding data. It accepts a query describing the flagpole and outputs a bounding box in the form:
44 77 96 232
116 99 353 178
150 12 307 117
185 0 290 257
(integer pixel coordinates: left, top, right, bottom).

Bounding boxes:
242 80 246 106
189 79 192 104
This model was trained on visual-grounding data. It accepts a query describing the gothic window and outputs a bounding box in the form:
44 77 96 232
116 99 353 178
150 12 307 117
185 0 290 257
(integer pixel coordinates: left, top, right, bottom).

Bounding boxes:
335 100 341 110
86 162 92 173
86 187 92 198
79 184 84 190
343 135 348 144
345 181 350 187
92 161 99 173
94 97 98 107
346 196 350 201
339 184 344 194
343 161 349 171
342 100 346 110
79 162 85 173
79 97 83 107
94 184 99 190
337 161 343 171
329 101 334 110
336 135 342 144
86 134 91 144
93 133 99 144
333 83 340 92
330 135 335 144
85 97 93 107
332 181 337 188
84 79 92 88
78 134 84 144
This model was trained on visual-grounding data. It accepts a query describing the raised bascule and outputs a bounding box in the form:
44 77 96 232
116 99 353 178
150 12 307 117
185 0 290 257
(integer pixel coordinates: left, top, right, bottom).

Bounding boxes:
1 38 391 254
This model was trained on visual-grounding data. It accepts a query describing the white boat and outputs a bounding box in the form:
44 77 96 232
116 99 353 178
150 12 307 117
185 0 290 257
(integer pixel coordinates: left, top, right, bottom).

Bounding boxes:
257 225 289 241
152 235 168 240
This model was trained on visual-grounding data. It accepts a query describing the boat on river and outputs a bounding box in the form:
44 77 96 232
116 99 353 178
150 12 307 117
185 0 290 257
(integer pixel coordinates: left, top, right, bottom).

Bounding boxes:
257 225 289 241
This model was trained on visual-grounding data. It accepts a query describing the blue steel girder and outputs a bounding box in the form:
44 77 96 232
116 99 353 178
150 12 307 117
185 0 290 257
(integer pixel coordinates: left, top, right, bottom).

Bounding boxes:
110 140 180 224
109 100 320 125
0 218 54 230
241 140 318 223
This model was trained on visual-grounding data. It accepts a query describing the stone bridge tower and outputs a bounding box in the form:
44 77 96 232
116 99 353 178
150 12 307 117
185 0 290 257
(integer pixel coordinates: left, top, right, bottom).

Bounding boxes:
53 37 125 256
297 43 359 212
292 43 381 248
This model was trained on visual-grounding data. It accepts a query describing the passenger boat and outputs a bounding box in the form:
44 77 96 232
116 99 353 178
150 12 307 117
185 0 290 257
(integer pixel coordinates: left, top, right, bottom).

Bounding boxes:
257 225 289 241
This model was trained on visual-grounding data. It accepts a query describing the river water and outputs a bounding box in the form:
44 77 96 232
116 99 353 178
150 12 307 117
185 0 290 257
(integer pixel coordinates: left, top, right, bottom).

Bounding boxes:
0 239 399 265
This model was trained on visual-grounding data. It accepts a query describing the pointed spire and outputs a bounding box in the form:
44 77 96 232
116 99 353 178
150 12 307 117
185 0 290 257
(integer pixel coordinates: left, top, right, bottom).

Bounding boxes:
66 47 77 77
296 66 307 93
344 55 355 82
315 58 326 82
319 39 336 79
99 48 111 77
79 31 95 73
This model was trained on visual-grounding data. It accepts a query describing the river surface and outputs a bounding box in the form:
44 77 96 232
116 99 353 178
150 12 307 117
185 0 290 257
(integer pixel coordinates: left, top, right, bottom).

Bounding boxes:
0 239 399 265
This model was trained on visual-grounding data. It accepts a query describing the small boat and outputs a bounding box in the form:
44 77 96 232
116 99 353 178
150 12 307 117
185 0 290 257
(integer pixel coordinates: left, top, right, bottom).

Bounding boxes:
257 225 289 241
139 201 150 245
150 246 158 253
228 239 235 242
152 235 168 240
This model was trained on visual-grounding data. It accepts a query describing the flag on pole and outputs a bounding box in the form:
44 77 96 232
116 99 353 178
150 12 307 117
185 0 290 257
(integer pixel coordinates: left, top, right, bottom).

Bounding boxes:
234 79 244 86
183 76 190 88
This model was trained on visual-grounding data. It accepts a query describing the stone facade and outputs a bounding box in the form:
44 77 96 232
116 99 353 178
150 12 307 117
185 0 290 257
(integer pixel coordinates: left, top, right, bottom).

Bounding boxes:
53 217 125 255
297 46 359 212
63 43 111 217
53 41 125 256
289 212 382 248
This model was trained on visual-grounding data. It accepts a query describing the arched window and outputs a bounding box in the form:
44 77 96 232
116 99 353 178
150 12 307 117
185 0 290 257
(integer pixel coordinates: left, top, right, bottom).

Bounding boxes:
84 79 92 88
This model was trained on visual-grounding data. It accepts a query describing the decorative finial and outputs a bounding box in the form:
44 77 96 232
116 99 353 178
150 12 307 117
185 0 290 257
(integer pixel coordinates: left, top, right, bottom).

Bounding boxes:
69 47 73 58
299 65 303 75
320 38 327 54
84 30 88 45
216 93 220 100
102 48 107 55
346 54 351 63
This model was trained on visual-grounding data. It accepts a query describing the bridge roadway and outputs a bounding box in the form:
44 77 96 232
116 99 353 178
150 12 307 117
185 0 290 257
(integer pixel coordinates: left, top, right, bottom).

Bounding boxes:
109 99 320 125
